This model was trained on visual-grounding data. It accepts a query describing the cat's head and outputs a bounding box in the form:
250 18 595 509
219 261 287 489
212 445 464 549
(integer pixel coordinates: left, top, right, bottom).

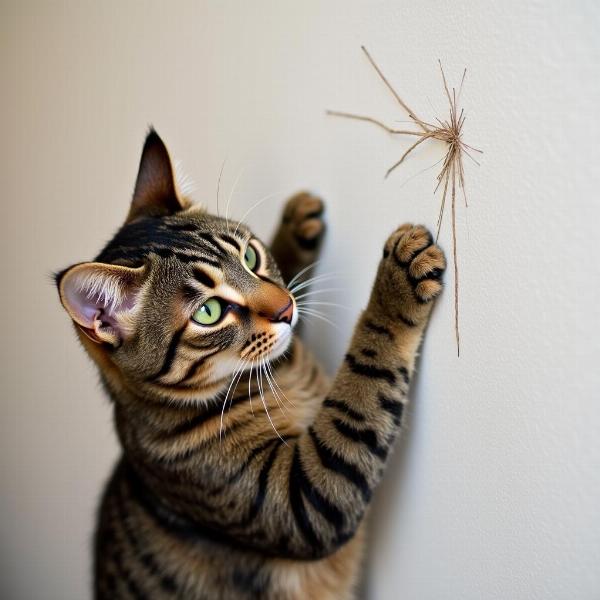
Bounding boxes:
56 130 297 402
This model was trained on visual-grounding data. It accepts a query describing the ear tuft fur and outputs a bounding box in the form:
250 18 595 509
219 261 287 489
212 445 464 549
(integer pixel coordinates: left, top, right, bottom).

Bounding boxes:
174 159 196 199
57 262 146 345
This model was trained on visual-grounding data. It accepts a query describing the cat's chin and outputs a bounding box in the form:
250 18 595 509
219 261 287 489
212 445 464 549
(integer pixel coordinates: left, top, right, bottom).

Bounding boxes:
267 324 293 361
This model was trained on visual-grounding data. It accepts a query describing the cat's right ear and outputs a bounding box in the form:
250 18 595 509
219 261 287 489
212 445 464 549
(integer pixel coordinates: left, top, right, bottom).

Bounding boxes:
125 128 188 224
55 262 147 347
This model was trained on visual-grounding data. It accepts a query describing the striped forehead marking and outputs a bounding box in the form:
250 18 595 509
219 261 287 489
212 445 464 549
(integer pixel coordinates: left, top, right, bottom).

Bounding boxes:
95 217 247 265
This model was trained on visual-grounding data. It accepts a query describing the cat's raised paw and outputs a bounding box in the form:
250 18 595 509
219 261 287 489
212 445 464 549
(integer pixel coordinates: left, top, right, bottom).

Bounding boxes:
281 191 325 251
374 224 446 324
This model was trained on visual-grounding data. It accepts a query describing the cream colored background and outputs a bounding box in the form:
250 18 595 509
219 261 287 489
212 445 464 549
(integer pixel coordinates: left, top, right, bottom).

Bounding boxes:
2 1 599 599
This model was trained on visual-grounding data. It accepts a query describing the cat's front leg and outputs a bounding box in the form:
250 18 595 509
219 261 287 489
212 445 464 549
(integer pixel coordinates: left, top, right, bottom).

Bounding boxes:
290 223 446 545
270 191 326 285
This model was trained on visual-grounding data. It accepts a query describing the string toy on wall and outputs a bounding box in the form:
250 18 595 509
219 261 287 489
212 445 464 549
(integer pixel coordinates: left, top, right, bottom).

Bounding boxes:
328 46 481 356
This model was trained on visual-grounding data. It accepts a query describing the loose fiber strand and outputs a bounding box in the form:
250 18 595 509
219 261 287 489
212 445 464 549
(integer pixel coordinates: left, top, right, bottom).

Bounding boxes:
327 47 482 355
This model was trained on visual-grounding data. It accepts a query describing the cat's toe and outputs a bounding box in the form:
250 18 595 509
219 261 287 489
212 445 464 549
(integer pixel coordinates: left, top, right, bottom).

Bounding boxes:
282 191 325 251
388 224 433 265
408 244 446 303
388 224 445 304
377 224 445 321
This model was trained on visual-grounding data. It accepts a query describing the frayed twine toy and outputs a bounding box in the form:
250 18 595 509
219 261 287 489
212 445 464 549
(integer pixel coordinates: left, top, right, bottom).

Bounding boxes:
327 46 482 356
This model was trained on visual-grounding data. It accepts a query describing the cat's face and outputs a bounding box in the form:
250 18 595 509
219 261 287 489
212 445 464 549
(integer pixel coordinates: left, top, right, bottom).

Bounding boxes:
57 130 296 402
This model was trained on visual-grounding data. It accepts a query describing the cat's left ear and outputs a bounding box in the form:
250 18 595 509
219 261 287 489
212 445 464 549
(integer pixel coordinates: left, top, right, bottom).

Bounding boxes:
125 128 188 224
56 262 147 346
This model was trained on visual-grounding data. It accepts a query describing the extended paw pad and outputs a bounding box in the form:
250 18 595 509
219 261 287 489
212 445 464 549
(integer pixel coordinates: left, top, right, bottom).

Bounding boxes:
282 192 325 251
386 224 446 303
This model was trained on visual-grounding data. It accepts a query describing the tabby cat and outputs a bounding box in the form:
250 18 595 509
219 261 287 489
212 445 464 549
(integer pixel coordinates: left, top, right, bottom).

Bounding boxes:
56 130 446 599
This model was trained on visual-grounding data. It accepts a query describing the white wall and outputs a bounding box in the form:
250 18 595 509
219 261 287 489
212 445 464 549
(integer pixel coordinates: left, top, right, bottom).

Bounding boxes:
2 1 599 599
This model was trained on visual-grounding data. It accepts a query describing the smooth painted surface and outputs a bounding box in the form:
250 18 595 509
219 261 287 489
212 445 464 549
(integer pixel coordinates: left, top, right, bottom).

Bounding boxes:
1 1 599 599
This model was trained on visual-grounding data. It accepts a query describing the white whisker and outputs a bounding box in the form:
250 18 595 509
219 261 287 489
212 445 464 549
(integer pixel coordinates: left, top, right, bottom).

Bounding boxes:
225 166 246 233
289 274 347 294
257 359 288 445
297 308 341 330
289 274 345 294
265 361 295 408
215 157 227 218
293 288 345 300
219 359 246 442
233 190 285 237
296 301 350 310
227 362 246 415
247 360 255 416
262 360 287 415
286 260 323 289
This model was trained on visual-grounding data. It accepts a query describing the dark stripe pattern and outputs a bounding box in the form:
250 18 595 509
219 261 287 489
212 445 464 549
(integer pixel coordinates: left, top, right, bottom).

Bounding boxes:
176 349 221 386
219 234 241 252
193 267 216 288
288 445 346 552
378 393 405 424
323 398 366 422
147 326 186 381
95 217 233 267
159 394 250 439
364 319 394 340
397 311 417 327
309 427 371 502
345 353 396 385
332 419 389 460
240 441 283 525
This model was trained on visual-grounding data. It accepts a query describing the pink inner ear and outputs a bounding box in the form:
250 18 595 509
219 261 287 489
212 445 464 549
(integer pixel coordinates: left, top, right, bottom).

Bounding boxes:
63 284 102 329
59 262 145 343
61 268 132 329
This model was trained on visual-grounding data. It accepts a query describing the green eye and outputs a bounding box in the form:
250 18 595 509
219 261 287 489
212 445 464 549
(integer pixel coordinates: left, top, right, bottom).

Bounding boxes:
244 244 258 271
192 298 222 325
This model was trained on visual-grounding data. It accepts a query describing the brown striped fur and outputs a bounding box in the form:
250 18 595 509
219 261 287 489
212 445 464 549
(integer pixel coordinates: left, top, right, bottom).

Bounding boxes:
56 130 445 599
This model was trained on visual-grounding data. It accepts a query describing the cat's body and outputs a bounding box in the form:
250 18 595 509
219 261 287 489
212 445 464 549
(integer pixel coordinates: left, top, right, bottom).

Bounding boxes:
95 341 365 600
57 130 445 599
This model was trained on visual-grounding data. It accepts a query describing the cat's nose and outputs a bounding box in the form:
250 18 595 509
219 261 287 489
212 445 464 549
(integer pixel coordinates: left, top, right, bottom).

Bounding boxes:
254 284 294 324
272 299 294 324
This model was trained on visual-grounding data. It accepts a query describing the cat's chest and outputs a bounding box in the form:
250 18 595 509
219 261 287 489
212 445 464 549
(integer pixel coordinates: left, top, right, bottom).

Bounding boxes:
273 342 331 430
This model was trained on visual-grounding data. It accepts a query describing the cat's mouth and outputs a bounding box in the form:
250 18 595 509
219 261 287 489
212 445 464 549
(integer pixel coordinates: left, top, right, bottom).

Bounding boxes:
240 325 292 361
